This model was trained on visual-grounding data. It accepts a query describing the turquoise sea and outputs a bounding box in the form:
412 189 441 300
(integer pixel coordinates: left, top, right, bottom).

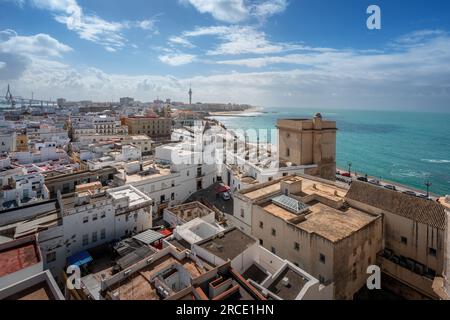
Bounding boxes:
210 107 450 196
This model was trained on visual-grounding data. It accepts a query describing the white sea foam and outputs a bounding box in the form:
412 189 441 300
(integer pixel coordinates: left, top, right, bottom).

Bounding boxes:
421 159 450 164
392 168 429 178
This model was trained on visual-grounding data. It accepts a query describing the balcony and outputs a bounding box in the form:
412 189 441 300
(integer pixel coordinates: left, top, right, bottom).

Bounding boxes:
377 252 438 299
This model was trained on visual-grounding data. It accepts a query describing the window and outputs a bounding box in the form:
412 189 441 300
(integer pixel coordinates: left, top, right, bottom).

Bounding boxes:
92 214 98 221
294 242 300 251
268 177 273 182
428 247 437 257
271 228 276 236
92 231 97 243
319 275 325 284
286 133 290 138
286 148 290 157
101 212 106 219
259 221 264 229
101 229 106 240
240 209 245 218
283 173 288 177
319 253 326 264
271 247 276 254
83 216 88 224
46 252 56 263
259 239 263 246
171 193 175 200
400 236 407 245
82 234 89 246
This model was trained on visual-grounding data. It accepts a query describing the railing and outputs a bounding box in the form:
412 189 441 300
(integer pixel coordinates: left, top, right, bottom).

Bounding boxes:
378 254 438 299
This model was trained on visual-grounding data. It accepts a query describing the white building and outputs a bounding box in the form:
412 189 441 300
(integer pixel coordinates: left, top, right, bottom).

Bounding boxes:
71 114 127 139
0 172 49 210
12 146 69 165
114 142 217 218
26 124 68 141
0 131 17 153
11 184 154 278
85 144 141 170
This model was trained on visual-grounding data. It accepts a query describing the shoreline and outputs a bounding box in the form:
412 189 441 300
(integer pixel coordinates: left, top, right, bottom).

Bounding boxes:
335 167 436 197
207 107 265 117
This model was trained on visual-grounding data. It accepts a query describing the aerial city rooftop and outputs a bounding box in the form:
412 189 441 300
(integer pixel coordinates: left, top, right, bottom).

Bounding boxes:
0 87 449 301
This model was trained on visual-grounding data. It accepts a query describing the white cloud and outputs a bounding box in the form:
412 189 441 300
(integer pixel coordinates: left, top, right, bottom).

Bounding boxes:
25 0 159 51
159 53 197 66
29 0 126 51
0 61 5 69
180 0 288 23
394 29 447 46
1 29 449 111
0 29 72 57
169 36 195 48
250 0 287 20
178 25 302 55
137 19 156 31
180 0 248 23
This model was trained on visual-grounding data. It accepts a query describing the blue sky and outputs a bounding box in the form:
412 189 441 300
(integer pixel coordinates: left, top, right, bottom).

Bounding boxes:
0 0 450 111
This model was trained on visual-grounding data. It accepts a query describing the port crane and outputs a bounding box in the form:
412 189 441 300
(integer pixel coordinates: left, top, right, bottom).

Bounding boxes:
1 84 58 108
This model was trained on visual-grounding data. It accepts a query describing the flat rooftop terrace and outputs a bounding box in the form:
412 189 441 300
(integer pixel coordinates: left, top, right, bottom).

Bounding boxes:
4 282 53 300
243 182 281 200
106 255 211 300
0 241 40 277
109 187 150 206
197 228 256 261
116 165 172 183
61 193 109 210
262 201 378 243
267 267 309 300
165 201 214 222
298 179 347 201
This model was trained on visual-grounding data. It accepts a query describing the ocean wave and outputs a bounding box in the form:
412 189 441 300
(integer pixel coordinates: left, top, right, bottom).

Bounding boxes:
421 159 450 164
391 169 429 178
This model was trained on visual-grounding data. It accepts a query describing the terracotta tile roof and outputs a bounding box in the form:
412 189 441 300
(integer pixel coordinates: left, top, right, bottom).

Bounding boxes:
346 181 447 230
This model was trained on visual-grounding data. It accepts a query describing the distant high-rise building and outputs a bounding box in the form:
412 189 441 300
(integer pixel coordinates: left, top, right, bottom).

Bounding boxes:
188 85 192 105
56 98 66 107
120 97 134 106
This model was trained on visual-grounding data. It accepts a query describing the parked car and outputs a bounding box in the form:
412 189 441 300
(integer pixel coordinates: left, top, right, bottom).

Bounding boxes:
221 192 231 201
369 179 380 185
357 176 368 182
341 172 351 178
417 193 430 200
384 185 397 191
402 190 417 197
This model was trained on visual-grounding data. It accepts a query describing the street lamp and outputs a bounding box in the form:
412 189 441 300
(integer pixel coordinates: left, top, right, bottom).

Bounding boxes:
425 181 432 197
347 162 352 176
